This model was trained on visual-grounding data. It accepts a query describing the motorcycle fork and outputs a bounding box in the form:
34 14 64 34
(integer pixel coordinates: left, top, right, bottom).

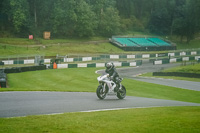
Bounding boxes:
103 83 109 93
118 83 122 90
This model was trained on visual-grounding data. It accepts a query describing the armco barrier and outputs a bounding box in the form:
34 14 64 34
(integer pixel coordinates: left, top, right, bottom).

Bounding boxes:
153 72 200 78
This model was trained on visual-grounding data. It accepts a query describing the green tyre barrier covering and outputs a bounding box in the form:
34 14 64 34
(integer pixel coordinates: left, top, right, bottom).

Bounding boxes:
87 63 96 68
14 60 24 64
122 62 130 67
68 64 78 68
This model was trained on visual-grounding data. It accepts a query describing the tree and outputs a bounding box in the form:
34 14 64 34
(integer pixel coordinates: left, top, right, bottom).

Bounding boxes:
173 0 200 43
52 0 97 37
99 7 121 36
87 0 121 36
0 0 199 39
52 0 77 37
73 0 97 37
184 0 200 43
28 0 55 35
0 0 10 32
9 0 29 33
116 0 135 18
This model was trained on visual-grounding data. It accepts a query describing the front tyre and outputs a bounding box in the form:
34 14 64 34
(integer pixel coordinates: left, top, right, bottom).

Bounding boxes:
96 85 106 100
117 85 126 99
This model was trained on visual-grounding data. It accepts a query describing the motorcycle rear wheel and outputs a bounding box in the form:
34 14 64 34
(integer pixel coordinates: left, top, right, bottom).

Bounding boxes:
117 85 126 99
96 85 107 99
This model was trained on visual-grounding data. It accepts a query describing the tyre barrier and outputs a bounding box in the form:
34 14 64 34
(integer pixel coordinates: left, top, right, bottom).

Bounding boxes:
0 70 7 88
0 65 46 74
0 61 4 66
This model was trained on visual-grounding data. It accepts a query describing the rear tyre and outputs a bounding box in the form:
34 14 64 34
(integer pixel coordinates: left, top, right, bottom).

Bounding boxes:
117 85 126 99
96 85 106 100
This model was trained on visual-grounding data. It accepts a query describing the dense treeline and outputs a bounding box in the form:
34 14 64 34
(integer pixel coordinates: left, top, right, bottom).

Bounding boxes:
0 0 200 42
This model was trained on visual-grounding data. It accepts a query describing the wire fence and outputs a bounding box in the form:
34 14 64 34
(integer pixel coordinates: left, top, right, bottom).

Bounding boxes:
0 54 45 68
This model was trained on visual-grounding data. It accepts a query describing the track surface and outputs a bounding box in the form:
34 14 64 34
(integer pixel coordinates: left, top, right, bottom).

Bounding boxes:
0 91 199 118
1 62 200 118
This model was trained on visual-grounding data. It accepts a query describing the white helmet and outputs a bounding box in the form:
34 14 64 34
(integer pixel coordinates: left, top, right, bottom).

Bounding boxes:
106 62 114 71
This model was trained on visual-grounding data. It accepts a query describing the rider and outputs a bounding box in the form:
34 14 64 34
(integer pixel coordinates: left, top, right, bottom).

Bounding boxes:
105 62 121 92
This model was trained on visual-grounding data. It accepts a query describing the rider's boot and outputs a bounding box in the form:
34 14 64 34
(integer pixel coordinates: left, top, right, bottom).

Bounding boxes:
114 84 119 92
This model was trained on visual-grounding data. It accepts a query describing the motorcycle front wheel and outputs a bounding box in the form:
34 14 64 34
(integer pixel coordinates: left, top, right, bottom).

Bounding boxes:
117 85 126 99
96 85 107 100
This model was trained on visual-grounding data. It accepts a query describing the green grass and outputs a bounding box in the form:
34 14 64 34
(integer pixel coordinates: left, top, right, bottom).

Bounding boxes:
0 38 36 45
0 43 124 56
168 35 200 50
0 106 200 133
176 39 200 50
0 45 42 56
6 68 99 92
142 72 200 82
2 68 200 103
124 78 200 103
0 36 200 56
141 63 200 82
0 37 107 45
163 63 200 74
0 37 124 56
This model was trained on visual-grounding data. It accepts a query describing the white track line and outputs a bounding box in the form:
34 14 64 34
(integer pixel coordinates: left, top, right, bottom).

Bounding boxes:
5 106 168 118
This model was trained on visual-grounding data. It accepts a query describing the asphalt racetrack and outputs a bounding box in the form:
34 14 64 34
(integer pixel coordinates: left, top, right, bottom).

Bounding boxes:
0 62 200 118
118 62 200 91
0 91 199 118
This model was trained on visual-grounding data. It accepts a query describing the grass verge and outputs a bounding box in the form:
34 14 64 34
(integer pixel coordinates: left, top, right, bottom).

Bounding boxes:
0 37 107 45
141 63 200 82
0 106 200 133
0 42 124 56
142 72 200 82
162 63 200 74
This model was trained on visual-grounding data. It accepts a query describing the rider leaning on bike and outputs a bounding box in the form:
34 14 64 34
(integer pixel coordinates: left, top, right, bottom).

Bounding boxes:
105 62 121 92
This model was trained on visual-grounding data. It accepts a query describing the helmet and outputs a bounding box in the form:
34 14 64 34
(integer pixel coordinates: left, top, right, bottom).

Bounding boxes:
106 62 114 71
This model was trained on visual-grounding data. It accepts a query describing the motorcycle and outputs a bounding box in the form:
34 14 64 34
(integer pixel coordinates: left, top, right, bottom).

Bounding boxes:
96 74 126 99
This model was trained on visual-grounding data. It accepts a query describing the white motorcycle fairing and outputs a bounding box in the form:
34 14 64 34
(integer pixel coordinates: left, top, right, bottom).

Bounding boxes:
96 74 126 99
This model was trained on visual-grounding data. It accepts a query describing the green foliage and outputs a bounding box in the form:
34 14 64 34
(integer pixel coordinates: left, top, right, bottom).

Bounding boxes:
52 0 77 36
9 0 29 33
171 0 200 43
0 0 199 40
148 0 172 35
73 0 97 37
98 7 121 36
